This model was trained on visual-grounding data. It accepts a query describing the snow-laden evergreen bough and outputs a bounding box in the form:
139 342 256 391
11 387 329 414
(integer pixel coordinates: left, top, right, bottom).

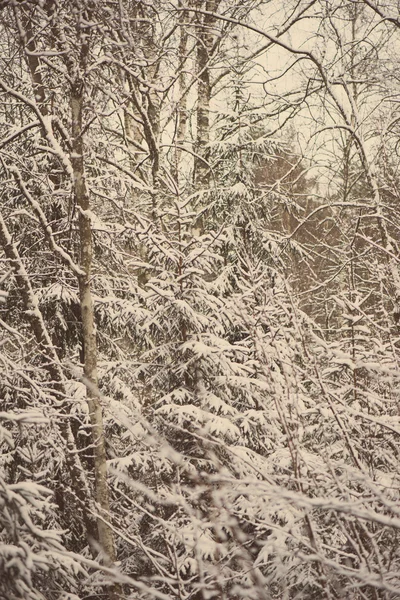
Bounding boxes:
0 412 85 600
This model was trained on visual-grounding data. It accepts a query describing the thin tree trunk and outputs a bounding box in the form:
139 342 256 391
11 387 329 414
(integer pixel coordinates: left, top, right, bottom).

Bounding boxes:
193 0 220 234
70 82 117 568
174 2 190 182
194 1 213 191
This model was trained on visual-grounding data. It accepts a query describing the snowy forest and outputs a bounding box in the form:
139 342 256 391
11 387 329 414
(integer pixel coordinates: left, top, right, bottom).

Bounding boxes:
1 0 400 598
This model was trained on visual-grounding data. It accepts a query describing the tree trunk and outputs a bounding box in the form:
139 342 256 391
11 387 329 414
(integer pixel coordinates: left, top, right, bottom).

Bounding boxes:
174 1 191 183
70 82 117 568
193 1 220 234
194 1 214 191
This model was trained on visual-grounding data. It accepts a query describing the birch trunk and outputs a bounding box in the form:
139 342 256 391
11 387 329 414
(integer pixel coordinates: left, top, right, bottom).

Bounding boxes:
70 83 117 568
